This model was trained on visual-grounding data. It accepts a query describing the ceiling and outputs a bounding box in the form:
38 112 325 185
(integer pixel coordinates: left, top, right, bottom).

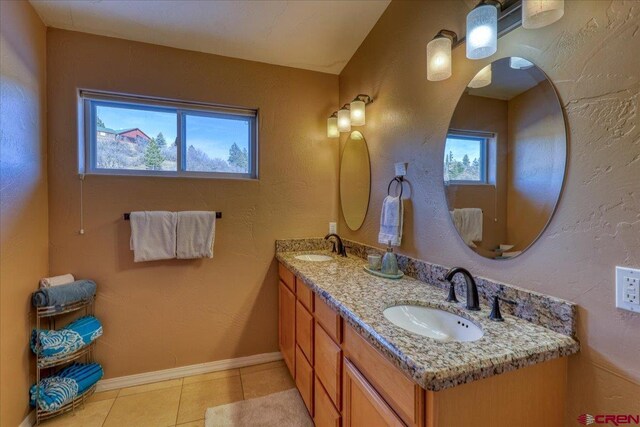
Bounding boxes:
29 0 391 75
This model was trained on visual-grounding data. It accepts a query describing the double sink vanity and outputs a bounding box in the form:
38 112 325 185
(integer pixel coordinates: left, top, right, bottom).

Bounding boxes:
275 238 579 427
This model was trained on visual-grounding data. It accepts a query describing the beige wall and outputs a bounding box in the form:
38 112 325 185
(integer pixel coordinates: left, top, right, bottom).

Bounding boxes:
0 1 48 425
46 29 338 379
507 80 566 250
447 93 509 254
338 0 640 422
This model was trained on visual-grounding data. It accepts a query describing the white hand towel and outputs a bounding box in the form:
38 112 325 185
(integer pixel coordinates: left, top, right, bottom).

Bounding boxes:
378 196 404 247
452 208 483 247
129 211 177 262
39 274 75 288
176 211 216 259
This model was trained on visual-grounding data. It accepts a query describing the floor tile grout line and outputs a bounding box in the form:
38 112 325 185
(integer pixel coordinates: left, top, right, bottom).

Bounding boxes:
100 394 118 427
174 377 185 426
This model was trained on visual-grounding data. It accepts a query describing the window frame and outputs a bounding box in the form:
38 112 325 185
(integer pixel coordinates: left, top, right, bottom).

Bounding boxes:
81 90 258 180
444 130 491 185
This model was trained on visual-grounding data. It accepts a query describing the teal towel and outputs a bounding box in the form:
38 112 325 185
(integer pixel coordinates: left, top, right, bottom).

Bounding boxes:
32 280 96 308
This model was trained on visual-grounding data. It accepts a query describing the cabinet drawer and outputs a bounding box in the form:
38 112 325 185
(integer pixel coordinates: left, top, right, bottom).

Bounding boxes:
315 323 342 409
278 263 296 292
343 359 404 427
314 378 341 427
315 295 342 343
344 324 424 427
296 278 314 312
296 301 314 363
295 345 314 417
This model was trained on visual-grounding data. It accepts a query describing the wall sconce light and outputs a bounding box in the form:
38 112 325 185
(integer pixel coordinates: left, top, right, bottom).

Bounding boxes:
510 56 534 69
327 94 373 137
350 94 372 126
337 107 351 133
522 0 564 29
468 64 492 88
466 0 499 60
427 30 457 81
327 112 339 138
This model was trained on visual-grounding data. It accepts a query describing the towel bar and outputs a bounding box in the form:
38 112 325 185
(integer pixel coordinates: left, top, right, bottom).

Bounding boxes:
123 212 222 220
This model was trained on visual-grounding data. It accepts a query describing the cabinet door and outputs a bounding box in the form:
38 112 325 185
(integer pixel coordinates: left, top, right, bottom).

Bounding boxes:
279 280 296 377
295 345 314 417
296 301 314 363
315 323 342 409
314 378 341 427
343 359 404 427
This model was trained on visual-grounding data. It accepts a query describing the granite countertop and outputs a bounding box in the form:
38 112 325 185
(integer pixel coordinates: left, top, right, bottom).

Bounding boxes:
276 249 580 391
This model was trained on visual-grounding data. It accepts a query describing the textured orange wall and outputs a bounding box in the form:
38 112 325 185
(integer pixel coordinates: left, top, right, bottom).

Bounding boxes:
338 0 640 421
0 1 48 425
46 29 338 379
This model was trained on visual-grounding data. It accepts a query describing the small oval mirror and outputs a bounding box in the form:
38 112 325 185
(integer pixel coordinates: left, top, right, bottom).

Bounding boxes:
340 131 371 231
444 57 566 259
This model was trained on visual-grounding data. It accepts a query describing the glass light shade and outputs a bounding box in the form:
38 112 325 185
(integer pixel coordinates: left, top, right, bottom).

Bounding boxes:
510 57 534 69
522 0 564 29
466 4 498 60
427 37 452 81
350 100 366 126
337 109 351 132
467 64 492 88
327 116 339 138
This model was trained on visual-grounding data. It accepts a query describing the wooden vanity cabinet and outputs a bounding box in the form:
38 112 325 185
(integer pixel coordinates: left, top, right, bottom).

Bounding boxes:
277 263 567 427
278 280 296 377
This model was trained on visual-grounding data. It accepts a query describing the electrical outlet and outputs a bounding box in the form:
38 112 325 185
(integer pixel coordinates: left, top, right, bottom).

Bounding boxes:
329 222 337 235
616 266 640 313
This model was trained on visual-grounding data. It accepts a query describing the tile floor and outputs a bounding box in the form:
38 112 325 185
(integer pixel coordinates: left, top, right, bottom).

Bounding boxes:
40 360 294 427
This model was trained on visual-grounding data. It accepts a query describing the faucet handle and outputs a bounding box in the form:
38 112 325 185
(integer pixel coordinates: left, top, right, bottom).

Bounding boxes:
489 296 517 322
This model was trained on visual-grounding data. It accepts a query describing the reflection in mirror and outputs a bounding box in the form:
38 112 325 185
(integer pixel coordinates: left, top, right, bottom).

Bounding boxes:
341 131 371 231
444 57 566 260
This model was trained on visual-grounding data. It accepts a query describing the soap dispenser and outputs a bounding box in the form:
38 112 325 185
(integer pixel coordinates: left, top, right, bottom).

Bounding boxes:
381 241 399 275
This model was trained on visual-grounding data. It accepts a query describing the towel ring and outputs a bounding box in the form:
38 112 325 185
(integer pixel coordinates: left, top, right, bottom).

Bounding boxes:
387 176 404 199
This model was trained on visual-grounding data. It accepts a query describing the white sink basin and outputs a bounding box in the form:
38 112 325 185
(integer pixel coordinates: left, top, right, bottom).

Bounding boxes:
294 254 333 262
383 305 483 342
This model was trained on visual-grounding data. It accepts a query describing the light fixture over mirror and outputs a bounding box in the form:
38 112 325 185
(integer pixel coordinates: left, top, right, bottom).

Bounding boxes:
443 57 567 260
327 113 339 138
522 0 564 29
327 95 373 137
337 108 351 133
427 30 457 81
466 0 499 60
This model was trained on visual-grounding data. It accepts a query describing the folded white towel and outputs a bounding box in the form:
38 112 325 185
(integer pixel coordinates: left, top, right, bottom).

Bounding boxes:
378 196 403 247
129 211 177 262
176 211 216 259
39 274 75 288
452 208 483 247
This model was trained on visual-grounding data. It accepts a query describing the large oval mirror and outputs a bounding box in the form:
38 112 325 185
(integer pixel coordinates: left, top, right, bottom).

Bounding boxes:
444 57 566 259
341 131 371 230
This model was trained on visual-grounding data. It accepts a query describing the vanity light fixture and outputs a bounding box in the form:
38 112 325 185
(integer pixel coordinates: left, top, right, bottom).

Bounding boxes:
350 94 373 126
522 0 564 29
467 64 492 88
466 0 499 60
337 107 351 133
327 94 374 137
327 112 339 138
510 56 534 69
427 30 458 81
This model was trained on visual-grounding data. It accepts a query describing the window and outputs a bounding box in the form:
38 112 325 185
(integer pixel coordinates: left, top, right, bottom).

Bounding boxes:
444 131 489 183
81 91 258 179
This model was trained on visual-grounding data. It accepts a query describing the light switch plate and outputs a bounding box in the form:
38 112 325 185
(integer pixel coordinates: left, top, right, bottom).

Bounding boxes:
616 266 640 313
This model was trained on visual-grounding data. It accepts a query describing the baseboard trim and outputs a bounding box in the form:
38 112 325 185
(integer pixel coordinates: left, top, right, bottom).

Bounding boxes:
95 351 283 392
19 410 35 427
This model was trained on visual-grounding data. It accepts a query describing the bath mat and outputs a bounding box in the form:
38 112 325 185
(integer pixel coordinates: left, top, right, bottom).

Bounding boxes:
205 388 313 427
